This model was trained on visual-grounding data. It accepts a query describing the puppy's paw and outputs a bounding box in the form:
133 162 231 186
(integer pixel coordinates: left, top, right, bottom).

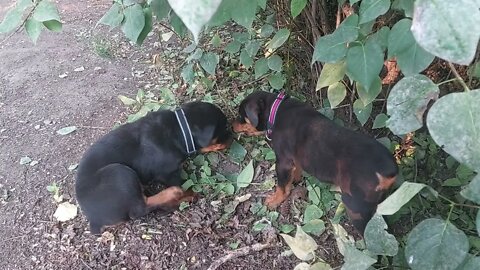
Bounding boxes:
265 193 282 209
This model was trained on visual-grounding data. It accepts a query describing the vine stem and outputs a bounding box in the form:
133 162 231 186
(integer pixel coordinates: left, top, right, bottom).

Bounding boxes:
438 194 480 209
447 62 470 92
437 78 459 86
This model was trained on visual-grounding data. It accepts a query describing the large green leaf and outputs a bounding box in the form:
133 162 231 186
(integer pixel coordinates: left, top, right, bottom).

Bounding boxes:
25 18 43 44
240 49 253 68
291 0 308 18
365 214 399 256
303 205 324 223
302 219 326 236
200 52 219 75
267 55 283 72
372 113 388 129
167 0 222 43
98 2 124 28
359 0 391 24
377 182 429 215
268 72 286 90
136 7 153 45
392 0 414 17
342 245 377 270
267 28 290 50
231 0 257 28
357 76 381 105
237 160 254 188
368 26 390 51
150 0 171 20
32 0 60 22
388 19 434 75
386 75 439 135
405 218 469 270
181 63 195 83
228 140 247 163
43 20 62 32
460 174 480 205
353 99 372 126
426 90 480 171
316 61 346 90
312 15 359 63
245 40 261 57
0 0 32 34
460 256 480 270
121 4 145 42
411 0 480 65
327 82 346 108
254 58 269 79
346 39 384 90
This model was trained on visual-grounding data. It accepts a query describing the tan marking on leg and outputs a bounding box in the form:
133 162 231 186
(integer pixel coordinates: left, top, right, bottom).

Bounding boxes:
265 167 296 209
146 186 184 209
375 173 396 192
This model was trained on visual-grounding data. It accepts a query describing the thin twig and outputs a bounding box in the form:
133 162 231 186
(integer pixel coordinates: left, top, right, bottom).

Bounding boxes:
447 62 470 91
77 125 109 130
207 242 275 270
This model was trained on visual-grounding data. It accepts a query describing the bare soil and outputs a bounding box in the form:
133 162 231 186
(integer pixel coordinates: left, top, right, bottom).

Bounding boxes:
0 1 344 269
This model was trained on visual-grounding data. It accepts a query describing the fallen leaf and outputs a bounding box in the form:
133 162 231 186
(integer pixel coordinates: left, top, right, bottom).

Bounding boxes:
68 163 78 171
56 126 77 135
280 225 318 261
20 156 32 165
53 201 78 222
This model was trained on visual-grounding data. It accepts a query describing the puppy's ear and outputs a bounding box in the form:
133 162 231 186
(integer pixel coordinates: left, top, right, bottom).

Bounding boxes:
245 99 264 127
192 125 215 148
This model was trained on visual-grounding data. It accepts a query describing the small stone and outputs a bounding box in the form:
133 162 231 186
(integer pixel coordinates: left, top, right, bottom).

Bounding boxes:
59 73 68 78
34 124 41 130
74 66 85 72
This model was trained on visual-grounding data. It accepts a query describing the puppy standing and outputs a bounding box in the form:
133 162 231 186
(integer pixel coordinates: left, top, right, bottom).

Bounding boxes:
76 102 232 234
233 91 398 234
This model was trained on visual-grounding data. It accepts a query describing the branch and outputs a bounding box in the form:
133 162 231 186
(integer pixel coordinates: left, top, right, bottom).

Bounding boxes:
447 62 470 91
207 242 275 270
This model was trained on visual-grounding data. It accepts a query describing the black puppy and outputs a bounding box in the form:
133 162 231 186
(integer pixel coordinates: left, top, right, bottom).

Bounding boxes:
233 91 398 234
75 102 232 234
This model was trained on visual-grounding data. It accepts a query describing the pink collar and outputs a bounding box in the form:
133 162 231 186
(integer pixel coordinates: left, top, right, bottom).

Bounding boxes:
266 91 286 140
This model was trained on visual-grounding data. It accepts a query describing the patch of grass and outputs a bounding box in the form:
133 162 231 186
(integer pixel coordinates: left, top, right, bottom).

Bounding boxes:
92 37 114 58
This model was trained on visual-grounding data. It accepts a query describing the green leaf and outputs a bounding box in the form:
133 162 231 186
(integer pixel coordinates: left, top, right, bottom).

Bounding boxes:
25 19 43 44
460 175 480 205
359 0 391 24
224 40 241 54
372 113 388 129
411 0 480 65
187 48 204 61
257 0 267 9
353 99 372 126
302 219 326 236
342 245 377 270
267 55 283 72
388 19 434 75
392 0 414 17
268 72 286 90
233 32 249 43
0 0 32 34
427 90 480 171
136 7 153 45
312 14 359 63
461 256 480 270
468 62 480 79
252 222 267 231
228 140 247 163
365 214 399 256
237 160 254 188
231 0 257 28
43 20 62 32
357 76 381 105
405 218 469 270
346 39 384 90
121 4 145 43
477 210 480 237
56 126 77 135
267 28 290 50
280 226 318 261
280 224 296 234
254 58 269 79
181 63 195 83
118 95 137 106
304 205 324 223
386 75 439 135
170 12 187 36
368 26 390 51
245 40 261 57
240 49 253 68
200 52 219 75
98 2 124 28
210 34 222 47
259 24 274 38
316 61 346 90
167 0 222 43
327 82 346 108
150 0 171 20
33 0 60 22
291 0 308 18
376 182 429 215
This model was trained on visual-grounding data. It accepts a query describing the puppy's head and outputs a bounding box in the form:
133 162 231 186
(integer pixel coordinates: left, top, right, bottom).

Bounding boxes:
232 91 274 136
181 102 232 153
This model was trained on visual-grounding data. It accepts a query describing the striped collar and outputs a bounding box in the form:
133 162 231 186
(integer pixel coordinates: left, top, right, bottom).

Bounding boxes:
174 108 196 155
266 91 286 141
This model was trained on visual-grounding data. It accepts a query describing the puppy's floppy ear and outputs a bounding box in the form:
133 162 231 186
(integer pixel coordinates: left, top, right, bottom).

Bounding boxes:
245 99 264 127
191 125 215 148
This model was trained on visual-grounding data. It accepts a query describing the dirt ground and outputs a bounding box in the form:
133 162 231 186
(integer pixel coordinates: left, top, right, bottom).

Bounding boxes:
0 1 340 269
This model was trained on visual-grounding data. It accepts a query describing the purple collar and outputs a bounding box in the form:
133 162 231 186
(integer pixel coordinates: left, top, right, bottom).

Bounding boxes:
266 91 286 140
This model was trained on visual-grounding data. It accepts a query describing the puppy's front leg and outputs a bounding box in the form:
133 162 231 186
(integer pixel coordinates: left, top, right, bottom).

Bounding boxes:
265 157 297 209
